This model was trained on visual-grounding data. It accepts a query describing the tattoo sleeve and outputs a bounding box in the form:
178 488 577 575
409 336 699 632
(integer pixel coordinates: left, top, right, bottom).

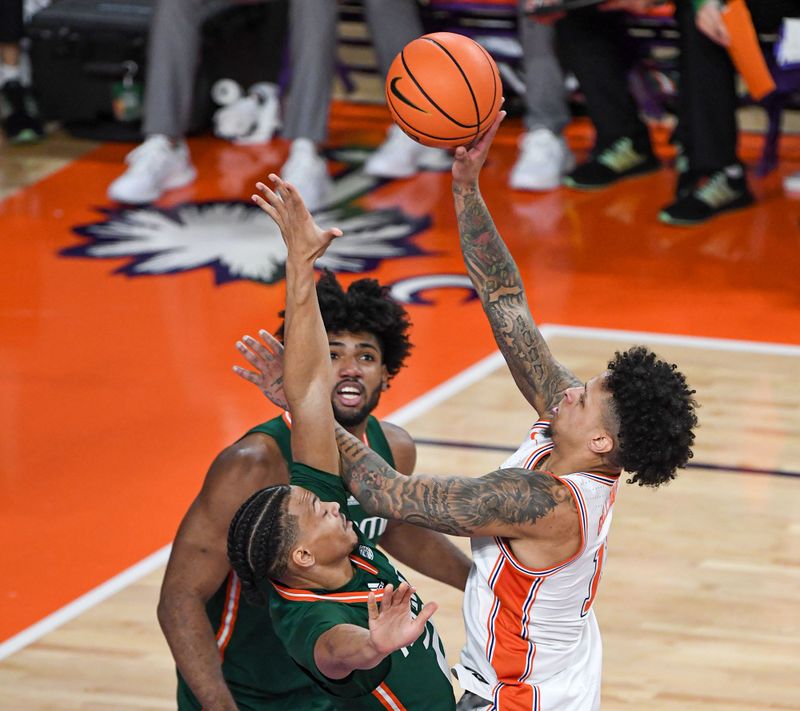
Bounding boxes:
452 182 580 413
336 425 574 537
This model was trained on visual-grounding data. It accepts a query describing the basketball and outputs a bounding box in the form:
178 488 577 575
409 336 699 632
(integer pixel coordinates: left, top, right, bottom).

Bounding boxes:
385 32 502 149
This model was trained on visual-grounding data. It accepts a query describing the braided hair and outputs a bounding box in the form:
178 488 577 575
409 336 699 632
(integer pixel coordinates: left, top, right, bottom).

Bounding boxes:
227 485 298 606
276 270 413 380
604 346 698 487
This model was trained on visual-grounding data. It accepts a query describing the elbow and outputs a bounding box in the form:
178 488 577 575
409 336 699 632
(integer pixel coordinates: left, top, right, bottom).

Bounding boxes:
156 591 174 633
157 584 189 635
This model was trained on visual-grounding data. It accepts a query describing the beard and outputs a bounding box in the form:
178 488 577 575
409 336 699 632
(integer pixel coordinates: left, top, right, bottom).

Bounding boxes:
333 385 382 428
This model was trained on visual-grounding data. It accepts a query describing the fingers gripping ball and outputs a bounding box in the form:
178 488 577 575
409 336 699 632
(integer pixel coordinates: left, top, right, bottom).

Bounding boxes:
385 32 502 149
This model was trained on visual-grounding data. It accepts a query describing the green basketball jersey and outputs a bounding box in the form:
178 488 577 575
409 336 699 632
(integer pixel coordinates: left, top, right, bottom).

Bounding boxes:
266 462 456 711
177 414 395 711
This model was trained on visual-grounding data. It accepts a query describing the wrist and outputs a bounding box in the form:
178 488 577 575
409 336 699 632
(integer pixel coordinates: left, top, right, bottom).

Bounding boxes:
286 254 316 271
452 180 479 195
365 633 392 660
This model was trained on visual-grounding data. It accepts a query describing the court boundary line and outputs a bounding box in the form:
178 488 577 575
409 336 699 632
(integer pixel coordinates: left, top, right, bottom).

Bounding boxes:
2 325 796 659
0 545 171 660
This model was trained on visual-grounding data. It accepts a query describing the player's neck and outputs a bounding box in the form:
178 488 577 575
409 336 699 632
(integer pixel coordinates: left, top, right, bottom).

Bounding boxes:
546 448 620 477
342 419 369 442
286 557 355 591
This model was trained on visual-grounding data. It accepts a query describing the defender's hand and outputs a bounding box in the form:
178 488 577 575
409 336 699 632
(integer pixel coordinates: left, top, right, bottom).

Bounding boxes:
252 174 342 263
367 583 438 656
233 329 288 410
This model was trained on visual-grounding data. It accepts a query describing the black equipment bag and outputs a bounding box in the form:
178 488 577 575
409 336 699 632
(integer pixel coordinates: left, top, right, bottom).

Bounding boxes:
28 0 287 141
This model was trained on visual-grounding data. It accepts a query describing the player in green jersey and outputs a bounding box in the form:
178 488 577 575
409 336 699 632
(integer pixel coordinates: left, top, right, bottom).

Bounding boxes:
158 258 470 709
226 174 457 710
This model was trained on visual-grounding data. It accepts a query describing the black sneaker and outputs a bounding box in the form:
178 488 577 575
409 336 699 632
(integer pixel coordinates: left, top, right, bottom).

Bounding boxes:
673 147 697 198
563 137 660 190
658 165 754 226
0 81 45 144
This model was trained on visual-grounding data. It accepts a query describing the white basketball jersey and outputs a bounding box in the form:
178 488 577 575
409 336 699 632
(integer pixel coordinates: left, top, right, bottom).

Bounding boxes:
453 420 618 710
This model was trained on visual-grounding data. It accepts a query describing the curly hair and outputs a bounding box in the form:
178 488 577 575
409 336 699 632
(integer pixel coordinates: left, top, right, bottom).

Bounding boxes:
605 346 698 487
227 485 297 606
276 270 413 380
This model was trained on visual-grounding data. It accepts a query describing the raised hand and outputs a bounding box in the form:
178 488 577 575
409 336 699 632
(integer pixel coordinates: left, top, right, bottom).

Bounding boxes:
233 329 288 410
367 583 438 656
452 110 506 189
252 173 343 263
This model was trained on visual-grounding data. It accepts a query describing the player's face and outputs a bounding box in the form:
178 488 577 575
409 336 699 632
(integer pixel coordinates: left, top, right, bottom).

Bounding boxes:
548 374 615 450
289 486 359 566
328 331 388 428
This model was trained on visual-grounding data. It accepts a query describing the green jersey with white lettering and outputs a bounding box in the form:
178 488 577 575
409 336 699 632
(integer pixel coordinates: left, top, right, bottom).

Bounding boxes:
266 461 456 711
176 414 395 710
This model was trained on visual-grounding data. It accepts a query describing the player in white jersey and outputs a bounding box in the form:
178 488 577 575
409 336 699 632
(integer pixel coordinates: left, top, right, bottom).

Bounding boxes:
325 112 699 711
240 113 698 709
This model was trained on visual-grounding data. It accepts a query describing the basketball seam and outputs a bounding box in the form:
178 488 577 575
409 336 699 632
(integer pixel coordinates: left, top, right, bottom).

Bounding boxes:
399 44 479 133
424 37 481 139
474 42 501 125
386 88 478 142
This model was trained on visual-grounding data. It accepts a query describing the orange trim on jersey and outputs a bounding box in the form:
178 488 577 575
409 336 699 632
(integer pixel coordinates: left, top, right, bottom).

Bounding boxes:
495 682 535 711
372 682 408 711
488 567 544 708
483 552 506 662
271 581 384 604
349 553 379 575
577 471 620 486
215 572 241 659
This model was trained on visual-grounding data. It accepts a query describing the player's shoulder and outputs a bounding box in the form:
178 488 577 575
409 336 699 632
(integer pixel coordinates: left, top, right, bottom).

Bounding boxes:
204 431 289 491
377 419 416 474
377 419 413 447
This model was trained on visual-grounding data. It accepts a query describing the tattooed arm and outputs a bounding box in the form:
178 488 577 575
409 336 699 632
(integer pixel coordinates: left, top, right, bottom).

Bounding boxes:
335 424 574 539
451 114 580 416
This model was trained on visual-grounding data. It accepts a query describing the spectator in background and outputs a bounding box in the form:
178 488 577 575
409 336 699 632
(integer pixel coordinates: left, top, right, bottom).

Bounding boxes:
511 1 575 190
107 0 281 205
0 0 44 143
282 0 450 209
557 0 798 225
662 0 799 223
556 2 661 192
108 0 449 209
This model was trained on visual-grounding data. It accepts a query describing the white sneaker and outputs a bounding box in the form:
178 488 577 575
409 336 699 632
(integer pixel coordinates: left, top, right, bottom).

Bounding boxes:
108 135 197 204
509 129 576 192
783 170 800 194
364 125 450 178
280 138 332 211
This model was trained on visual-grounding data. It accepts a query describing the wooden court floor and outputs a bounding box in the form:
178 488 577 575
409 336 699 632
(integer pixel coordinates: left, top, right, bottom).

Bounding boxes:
0 331 798 710
1 101 799 709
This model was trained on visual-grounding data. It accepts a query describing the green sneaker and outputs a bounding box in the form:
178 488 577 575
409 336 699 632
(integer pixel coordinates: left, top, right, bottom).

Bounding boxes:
564 137 660 190
658 165 754 226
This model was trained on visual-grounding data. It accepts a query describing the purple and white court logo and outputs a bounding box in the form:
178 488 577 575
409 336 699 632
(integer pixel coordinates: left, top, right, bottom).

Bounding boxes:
64 199 429 285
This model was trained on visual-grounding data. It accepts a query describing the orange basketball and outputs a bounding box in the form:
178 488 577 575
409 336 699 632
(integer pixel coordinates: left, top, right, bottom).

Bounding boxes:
385 32 503 149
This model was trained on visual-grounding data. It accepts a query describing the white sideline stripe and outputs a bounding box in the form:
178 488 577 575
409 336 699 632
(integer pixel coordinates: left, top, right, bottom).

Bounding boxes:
0 545 171 661
3 325 797 659
539 325 800 356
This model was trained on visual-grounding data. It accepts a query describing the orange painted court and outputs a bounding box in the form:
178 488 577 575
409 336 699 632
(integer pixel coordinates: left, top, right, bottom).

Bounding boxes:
1 101 799 693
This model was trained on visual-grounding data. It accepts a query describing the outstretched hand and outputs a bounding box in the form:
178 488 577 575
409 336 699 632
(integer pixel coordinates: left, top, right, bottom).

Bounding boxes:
233 329 288 410
367 583 438 657
252 174 342 262
452 110 506 189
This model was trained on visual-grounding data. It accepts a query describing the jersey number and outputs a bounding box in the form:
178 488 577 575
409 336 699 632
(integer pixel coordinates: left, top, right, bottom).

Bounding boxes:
581 542 606 617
